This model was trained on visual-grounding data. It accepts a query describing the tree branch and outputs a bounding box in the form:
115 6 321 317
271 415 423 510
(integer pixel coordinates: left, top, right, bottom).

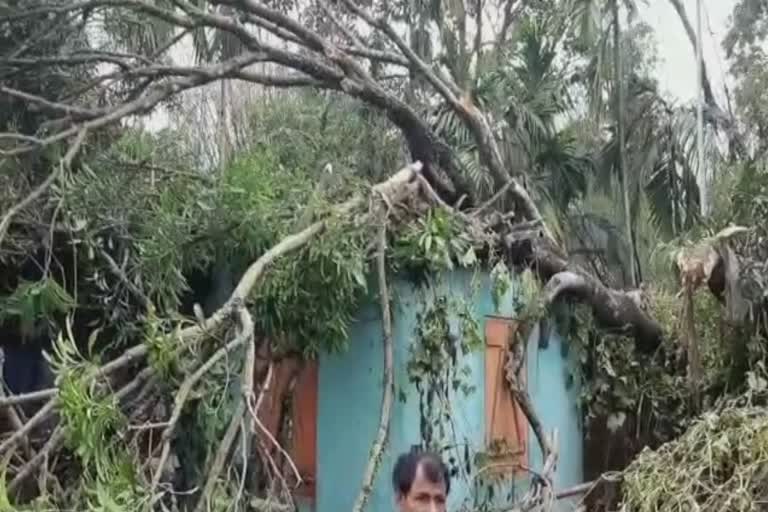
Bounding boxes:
7 366 154 494
0 389 55 408
7 427 66 496
496 0 521 54
338 0 463 102
178 162 423 343
149 316 250 496
505 231 663 352
0 163 423 466
0 350 34 461
192 308 255 512
337 0 550 232
351 208 394 512
0 86 98 119
0 129 87 252
0 342 149 456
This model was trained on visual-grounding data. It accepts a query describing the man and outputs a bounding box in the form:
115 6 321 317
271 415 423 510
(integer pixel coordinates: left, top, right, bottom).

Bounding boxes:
392 450 451 512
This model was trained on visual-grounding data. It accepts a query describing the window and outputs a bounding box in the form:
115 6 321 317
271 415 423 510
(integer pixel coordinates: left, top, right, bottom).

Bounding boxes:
484 316 528 474
256 356 318 501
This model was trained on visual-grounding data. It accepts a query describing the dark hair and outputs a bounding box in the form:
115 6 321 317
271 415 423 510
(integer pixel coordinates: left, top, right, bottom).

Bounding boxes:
392 449 451 496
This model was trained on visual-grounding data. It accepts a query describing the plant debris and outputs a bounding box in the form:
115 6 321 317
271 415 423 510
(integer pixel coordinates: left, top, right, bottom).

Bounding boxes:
621 400 768 511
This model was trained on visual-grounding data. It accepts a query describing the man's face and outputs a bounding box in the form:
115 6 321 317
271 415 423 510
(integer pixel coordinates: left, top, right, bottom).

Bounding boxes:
396 464 447 512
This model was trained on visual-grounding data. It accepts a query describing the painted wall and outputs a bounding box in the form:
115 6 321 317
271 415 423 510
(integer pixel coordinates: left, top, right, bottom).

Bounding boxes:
315 269 583 512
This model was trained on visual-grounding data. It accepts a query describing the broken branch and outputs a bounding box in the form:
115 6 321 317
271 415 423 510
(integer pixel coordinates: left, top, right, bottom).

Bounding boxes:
505 229 663 352
351 206 395 512
193 308 255 512
149 313 251 495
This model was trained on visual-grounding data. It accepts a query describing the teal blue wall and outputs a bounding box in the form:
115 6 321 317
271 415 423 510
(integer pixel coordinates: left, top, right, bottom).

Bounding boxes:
315 269 583 512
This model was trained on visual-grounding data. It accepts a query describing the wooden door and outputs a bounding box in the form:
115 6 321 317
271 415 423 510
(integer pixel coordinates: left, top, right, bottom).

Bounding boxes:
484 316 528 474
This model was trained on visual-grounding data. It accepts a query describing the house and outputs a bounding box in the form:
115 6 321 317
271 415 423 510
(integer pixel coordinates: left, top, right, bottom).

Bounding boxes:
257 268 584 512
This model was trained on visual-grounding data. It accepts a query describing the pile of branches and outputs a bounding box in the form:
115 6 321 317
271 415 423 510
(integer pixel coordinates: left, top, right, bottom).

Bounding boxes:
573 223 768 511
0 154 652 511
0 159 574 511
621 391 768 511
0 162 428 510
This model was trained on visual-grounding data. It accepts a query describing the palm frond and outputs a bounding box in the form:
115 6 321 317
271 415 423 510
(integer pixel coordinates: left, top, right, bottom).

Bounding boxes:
534 128 595 209
570 0 604 50
645 152 681 235
102 1 176 56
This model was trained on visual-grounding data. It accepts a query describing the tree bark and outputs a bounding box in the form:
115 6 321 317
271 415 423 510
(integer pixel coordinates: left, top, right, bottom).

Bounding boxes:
504 230 663 353
351 217 394 512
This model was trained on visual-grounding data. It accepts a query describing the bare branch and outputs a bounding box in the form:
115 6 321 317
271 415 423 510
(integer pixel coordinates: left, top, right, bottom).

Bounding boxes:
4 51 271 156
0 342 149 457
0 86 96 121
220 0 332 53
496 0 522 53
351 207 394 512
0 389 56 408
316 0 409 67
0 350 34 461
6 367 155 495
0 129 87 251
7 428 66 495
339 0 463 102
149 322 249 495
192 308 255 512
232 70 327 88
2 52 148 70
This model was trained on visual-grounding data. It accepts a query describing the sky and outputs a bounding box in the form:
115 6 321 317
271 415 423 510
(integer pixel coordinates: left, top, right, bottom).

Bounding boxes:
640 0 737 106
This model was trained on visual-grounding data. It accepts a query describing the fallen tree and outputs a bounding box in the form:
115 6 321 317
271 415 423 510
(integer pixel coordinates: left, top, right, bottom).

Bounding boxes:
0 159 422 506
1 0 664 352
2 1 747 510
0 158 562 510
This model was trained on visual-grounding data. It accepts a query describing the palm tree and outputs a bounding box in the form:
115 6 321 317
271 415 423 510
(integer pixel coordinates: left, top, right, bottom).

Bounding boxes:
572 0 640 284
573 10 718 284
430 12 594 212
611 0 635 285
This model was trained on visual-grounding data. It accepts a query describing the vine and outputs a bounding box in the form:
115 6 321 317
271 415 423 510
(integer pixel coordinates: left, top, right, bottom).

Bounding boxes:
405 284 482 484
472 265 546 511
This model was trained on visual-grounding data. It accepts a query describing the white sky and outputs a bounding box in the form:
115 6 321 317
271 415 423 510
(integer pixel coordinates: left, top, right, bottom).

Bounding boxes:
640 0 736 106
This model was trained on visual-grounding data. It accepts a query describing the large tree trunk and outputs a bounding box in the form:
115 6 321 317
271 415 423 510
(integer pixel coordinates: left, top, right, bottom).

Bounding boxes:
504 227 663 353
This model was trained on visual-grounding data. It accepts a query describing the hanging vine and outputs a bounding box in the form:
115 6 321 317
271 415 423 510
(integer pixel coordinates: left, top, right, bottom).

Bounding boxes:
405 285 482 482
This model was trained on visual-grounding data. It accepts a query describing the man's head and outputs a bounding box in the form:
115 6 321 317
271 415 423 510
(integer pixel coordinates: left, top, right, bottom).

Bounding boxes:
392 450 450 512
